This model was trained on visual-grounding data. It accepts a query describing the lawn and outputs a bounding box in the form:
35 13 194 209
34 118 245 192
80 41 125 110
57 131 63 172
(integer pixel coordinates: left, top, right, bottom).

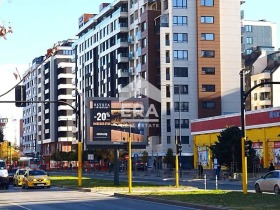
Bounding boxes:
50 175 280 210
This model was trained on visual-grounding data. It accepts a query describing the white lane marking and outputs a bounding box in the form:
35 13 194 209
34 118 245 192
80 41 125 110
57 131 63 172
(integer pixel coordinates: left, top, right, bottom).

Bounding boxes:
11 203 32 210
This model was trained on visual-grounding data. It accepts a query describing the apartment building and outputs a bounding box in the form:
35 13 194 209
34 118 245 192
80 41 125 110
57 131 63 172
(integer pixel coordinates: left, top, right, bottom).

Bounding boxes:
75 0 241 164
241 19 277 55
243 48 280 111
22 39 76 157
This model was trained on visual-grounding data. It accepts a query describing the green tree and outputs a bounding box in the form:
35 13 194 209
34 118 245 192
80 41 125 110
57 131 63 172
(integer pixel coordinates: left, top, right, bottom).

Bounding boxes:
210 126 257 172
163 148 175 170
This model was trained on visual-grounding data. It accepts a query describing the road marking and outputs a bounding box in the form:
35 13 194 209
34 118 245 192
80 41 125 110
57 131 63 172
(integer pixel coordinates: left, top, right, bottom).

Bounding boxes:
11 203 31 210
81 203 95 207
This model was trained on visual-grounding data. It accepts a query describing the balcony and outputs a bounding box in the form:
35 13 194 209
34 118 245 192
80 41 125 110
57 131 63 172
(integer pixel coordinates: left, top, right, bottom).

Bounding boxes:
136 47 142 57
136 31 141 41
117 53 128 63
118 83 129 92
128 52 134 60
128 36 134 44
116 37 128 48
117 69 129 78
129 67 135 75
136 63 141 74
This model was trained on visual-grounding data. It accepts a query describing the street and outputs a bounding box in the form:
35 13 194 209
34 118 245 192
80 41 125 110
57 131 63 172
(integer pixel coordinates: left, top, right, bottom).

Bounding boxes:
0 186 197 210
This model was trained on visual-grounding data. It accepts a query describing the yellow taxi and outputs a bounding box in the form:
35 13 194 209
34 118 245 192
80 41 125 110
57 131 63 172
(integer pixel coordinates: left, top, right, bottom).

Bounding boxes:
22 169 51 189
13 168 27 187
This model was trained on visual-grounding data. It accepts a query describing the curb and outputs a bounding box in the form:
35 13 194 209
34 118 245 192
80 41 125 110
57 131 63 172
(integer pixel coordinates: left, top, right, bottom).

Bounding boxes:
114 193 228 210
55 185 92 192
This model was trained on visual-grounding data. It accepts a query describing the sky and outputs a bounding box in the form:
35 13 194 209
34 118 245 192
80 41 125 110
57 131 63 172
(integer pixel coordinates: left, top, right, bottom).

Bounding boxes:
0 0 279 138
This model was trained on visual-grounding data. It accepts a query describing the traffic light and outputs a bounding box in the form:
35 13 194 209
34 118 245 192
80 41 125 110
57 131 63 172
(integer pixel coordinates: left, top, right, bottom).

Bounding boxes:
176 143 182 154
244 139 252 157
15 85 26 107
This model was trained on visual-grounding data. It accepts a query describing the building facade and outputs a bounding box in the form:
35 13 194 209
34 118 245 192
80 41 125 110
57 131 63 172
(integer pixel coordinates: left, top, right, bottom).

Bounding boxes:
191 107 280 170
74 0 242 162
241 19 277 55
22 39 76 158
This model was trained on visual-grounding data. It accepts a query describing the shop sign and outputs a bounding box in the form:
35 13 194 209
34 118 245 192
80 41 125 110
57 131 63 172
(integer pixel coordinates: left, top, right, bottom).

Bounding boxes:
274 142 280 148
269 111 280 118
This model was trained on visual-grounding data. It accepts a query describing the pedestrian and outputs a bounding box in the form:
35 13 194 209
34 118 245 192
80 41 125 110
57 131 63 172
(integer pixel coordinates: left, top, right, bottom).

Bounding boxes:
198 162 203 178
153 159 156 171
269 162 275 171
70 162 72 171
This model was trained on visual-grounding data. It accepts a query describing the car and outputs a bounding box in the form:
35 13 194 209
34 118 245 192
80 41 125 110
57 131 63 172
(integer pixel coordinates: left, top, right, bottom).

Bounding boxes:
255 170 280 194
22 169 51 189
8 168 17 183
0 160 9 189
13 168 27 187
135 162 145 171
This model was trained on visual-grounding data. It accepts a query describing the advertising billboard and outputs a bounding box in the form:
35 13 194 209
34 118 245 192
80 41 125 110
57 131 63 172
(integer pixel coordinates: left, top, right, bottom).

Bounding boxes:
86 97 150 148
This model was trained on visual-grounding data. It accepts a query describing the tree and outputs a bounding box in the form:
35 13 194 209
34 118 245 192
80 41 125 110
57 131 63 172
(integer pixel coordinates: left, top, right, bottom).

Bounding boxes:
210 126 257 172
163 148 175 170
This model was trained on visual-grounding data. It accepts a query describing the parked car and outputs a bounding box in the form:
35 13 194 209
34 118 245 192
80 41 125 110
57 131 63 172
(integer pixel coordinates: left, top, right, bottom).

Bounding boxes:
0 160 9 189
22 169 51 189
13 168 27 187
255 170 280 194
8 168 17 183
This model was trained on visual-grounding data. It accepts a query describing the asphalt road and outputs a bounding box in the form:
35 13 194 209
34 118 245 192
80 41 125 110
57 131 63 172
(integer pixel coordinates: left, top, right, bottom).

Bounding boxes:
0 185 198 210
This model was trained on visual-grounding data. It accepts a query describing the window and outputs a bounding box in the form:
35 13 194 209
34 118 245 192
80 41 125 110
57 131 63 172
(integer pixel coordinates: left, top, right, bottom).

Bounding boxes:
254 93 257 101
141 38 147 48
174 102 189 112
245 25 252 32
142 54 147 64
175 119 189 128
201 50 215 57
201 16 214 23
202 101 215 109
173 16 188 25
174 85 188 94
174 67 188 77
167 119 171 132
201 33 214 40
167 102 170 115
181 136 189 144
200 0 213 6
174 50 188 60
141 21 147 31
166 85 170 97
173 33 188 42
166 68 170 80
202 67 215 74
202 84 215 92
246 37 253 44
173 0 187 8
167 136 171 144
